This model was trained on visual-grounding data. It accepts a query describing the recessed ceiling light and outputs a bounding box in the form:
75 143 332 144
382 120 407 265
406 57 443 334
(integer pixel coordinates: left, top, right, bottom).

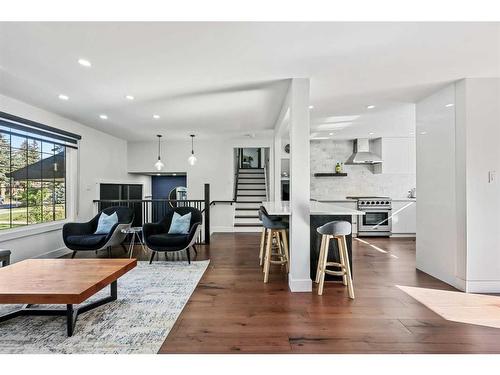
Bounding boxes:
173 173 177 176
153 114 160 119
366 105 376 109
78 58 92 67
99 114 108 120
58 94 69 101
309 105 314 109
369 132 375 135
329 132 334 136
420 131 427 135
125 95 135 101
445 103 454 108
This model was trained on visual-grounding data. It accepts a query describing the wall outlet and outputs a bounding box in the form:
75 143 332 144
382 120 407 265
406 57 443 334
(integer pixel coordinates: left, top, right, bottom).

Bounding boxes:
488 171 496 183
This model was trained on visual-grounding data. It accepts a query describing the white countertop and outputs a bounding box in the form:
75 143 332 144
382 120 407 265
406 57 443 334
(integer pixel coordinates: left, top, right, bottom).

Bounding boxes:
262 201 365 216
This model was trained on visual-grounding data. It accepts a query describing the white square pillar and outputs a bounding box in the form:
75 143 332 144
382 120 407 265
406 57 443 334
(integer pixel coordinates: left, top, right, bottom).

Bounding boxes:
288 78 312 292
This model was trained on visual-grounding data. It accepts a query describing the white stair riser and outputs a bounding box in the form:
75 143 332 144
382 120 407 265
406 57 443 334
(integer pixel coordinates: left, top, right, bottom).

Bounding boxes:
236 196 265 202
238 184 266 190
234 217 261 224
237 190 266 195
235 208 260 213
237 178 265 183
235 202 261 209
238 169 264 173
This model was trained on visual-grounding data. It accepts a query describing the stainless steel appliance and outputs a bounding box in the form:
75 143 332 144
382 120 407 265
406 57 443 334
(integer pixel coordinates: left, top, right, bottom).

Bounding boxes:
347 196 392 237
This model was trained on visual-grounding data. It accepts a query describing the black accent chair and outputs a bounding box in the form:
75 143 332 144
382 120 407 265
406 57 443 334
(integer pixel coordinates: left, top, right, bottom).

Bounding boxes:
63 206 134 258
143 207 202 264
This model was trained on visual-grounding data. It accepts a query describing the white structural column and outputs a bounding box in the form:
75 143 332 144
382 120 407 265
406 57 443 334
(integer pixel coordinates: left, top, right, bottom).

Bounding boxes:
288 78 312 292
273 133 282 202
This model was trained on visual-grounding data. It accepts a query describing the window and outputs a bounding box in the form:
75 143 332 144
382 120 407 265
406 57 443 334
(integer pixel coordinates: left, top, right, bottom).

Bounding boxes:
0 112 80 231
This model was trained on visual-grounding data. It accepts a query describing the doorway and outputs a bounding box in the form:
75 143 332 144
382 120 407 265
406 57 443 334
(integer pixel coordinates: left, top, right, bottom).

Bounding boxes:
239 148 262 169
151 175 187 221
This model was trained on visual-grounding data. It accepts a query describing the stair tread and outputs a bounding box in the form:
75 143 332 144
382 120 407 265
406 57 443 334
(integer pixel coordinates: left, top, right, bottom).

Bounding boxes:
235 215 259 219
234 223 262 227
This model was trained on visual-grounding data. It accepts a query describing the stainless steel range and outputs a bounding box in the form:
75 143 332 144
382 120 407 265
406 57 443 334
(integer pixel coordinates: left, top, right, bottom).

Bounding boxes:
347 196 392 237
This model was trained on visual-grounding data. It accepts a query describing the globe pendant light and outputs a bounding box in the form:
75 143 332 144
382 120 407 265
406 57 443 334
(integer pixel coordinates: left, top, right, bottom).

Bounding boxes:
188 134 197 166
154 134 164 171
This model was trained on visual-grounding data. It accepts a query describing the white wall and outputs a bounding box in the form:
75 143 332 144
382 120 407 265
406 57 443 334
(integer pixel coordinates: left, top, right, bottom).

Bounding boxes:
416 78 500 292
127 136 273 232
0 94 147 262
459 78 500 292
416 84 463 289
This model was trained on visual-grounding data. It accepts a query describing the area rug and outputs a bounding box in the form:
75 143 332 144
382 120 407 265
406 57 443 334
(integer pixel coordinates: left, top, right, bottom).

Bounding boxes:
0 260 209 354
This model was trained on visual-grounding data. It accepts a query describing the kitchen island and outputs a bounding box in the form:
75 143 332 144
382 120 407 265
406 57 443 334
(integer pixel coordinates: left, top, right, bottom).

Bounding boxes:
262 201 364 282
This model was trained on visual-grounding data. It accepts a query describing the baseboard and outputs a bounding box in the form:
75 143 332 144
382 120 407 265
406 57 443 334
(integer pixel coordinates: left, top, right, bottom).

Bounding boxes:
465 280 500 293
454 276 466 291
232 227 261 233
390 233 416 238
34 247 72 259
416 265 464 291
210 226 235 233
288 276 312 292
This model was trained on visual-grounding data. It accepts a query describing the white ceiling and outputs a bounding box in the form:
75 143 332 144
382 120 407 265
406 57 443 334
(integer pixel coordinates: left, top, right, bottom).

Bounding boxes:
0 22 499 140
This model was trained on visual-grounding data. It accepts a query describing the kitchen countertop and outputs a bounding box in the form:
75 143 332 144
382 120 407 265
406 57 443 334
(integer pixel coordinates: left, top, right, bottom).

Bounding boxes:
262 201 365 216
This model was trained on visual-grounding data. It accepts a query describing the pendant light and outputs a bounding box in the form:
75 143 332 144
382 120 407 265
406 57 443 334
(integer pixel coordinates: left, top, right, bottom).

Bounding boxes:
188 134 197 166
154 134 165 171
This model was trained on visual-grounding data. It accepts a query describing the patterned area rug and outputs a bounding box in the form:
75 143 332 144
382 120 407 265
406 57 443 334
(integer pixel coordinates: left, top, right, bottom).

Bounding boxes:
0 260 209 354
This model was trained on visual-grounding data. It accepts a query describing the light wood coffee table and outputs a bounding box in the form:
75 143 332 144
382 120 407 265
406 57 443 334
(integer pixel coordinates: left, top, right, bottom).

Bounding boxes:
0 258 136 336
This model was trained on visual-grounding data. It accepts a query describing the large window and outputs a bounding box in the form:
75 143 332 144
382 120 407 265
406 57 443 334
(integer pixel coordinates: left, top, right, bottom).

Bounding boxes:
0 127 67 230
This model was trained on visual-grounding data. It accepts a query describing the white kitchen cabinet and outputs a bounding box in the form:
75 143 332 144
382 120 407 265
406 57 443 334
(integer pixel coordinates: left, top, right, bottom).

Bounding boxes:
391 200 416 235
374 137 416 174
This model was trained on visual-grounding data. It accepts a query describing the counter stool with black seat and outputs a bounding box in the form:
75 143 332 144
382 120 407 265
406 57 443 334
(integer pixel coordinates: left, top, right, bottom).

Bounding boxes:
260 208 289 283
258 207 284 267
315 221 354 298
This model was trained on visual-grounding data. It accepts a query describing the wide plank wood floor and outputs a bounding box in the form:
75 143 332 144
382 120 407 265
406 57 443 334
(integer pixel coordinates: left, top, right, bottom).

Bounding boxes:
67 233 500 353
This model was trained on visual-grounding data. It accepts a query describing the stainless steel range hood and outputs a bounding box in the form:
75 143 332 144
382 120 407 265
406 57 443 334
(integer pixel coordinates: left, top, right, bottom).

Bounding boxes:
345 138 382 164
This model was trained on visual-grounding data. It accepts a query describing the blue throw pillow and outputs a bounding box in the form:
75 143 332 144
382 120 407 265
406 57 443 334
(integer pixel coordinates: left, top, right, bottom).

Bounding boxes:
94 212 118 235
168 212 192 235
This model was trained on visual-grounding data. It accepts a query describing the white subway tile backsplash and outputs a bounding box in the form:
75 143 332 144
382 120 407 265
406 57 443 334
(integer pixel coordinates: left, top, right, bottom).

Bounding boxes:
311 140 415 200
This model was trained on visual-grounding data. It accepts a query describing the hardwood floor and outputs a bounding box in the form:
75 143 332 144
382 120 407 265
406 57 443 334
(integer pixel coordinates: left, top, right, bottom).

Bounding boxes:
67 233 500 353
159 233 500 354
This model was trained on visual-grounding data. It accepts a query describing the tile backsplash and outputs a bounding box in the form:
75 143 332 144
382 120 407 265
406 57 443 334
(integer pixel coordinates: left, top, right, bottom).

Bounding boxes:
311 139 415 200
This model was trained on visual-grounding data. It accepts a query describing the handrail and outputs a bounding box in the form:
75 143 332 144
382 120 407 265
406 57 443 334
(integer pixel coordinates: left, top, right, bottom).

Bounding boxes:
233 148 241 202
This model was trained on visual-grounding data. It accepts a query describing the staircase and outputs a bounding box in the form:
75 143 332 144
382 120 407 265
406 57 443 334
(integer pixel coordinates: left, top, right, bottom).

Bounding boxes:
234 168 267 230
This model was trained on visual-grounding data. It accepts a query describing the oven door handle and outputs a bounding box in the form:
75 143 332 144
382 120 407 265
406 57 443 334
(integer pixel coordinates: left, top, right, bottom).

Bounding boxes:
358 208 392 212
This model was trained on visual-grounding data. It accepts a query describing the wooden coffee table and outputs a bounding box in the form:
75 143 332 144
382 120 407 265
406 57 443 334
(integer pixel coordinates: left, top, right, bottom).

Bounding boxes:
0 258 136 336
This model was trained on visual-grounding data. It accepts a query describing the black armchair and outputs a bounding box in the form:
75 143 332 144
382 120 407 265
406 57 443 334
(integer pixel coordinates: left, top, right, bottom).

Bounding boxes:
63 206 134 258
143 207 202 264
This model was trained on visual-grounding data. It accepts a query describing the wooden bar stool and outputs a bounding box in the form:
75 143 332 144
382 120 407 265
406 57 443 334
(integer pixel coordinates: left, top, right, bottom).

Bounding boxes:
315 221 354 298
260 208 289 283
258 206 285 267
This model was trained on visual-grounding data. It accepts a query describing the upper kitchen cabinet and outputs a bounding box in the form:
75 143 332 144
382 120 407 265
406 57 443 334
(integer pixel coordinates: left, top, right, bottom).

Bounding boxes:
373 137 416 174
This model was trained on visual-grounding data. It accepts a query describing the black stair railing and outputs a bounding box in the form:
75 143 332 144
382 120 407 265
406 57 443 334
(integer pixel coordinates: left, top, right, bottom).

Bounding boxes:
93 183 212 244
